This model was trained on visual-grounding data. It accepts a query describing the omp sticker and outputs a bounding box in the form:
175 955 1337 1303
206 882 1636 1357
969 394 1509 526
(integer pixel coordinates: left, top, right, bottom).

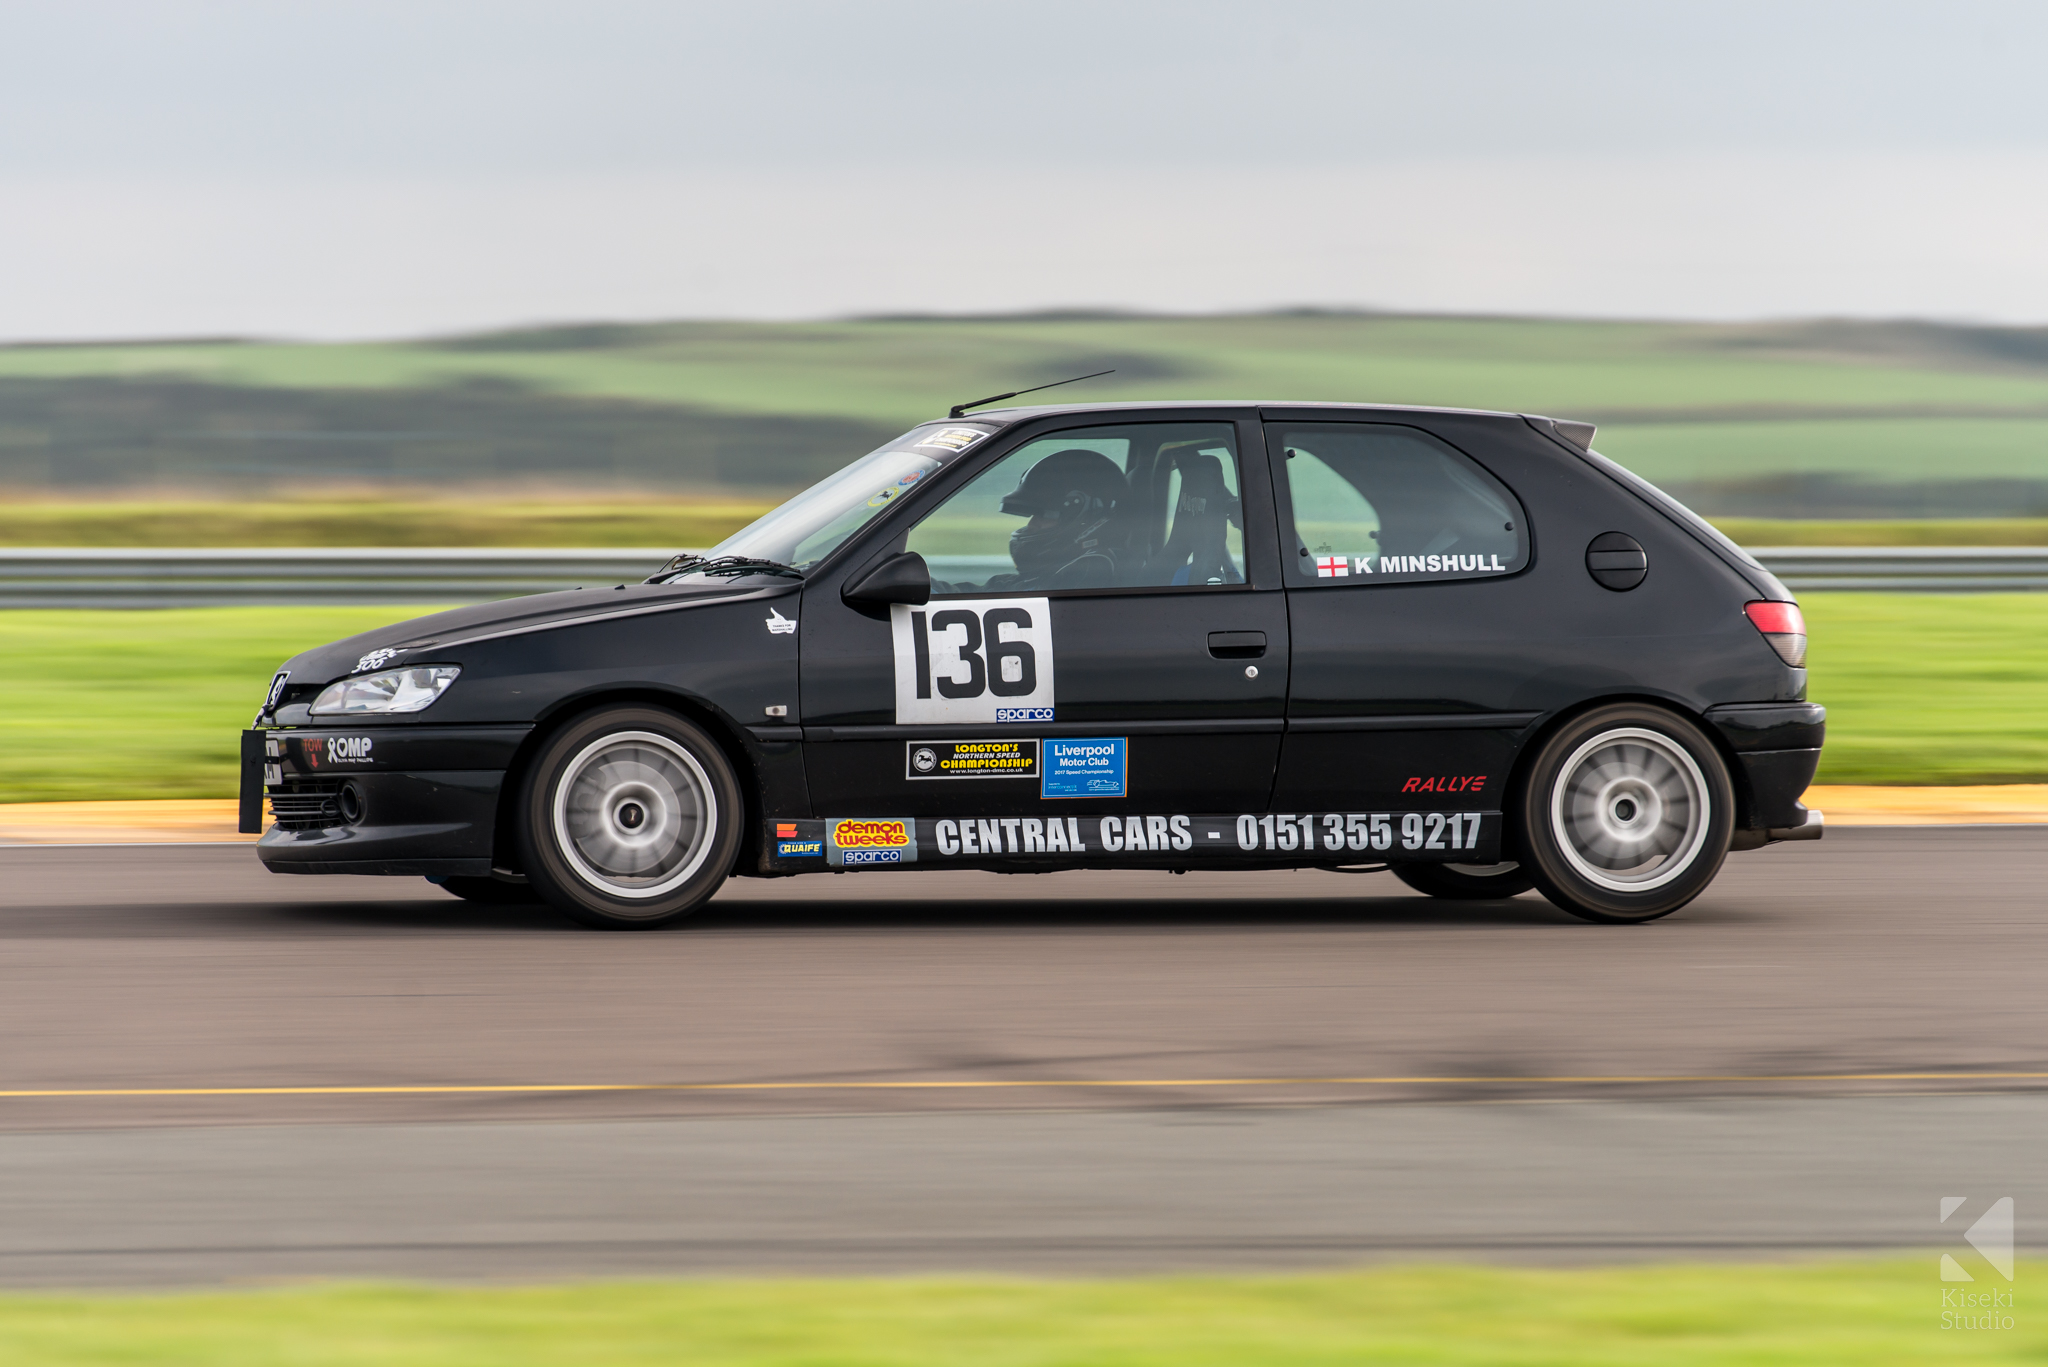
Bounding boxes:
907 739 1039 780
890 598 1054 725
1041 737 1125 798
827 817 918 867
914 427 989 453
328 735 374 763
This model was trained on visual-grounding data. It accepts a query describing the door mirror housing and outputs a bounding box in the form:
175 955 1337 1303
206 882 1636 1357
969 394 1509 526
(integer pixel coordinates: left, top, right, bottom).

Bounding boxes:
842 550 932 607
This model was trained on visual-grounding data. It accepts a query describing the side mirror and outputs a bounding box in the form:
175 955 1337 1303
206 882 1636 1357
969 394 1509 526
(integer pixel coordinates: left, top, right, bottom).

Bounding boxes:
842 550 931 607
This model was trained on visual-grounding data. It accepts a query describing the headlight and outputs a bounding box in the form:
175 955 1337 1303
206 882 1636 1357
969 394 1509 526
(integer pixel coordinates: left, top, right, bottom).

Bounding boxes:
309 665 461 716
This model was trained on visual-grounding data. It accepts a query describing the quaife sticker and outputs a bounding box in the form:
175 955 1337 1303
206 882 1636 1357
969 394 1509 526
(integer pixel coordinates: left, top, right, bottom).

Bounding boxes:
890 598 1054 724
906 739 1039 780
1041 737 1125 798
827 817 918 867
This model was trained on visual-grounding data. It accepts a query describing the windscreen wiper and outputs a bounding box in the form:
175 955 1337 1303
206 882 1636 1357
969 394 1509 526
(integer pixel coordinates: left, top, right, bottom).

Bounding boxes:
646 554 804 583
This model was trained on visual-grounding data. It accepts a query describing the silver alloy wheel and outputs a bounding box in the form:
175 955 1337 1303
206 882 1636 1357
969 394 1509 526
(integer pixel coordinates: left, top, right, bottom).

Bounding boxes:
550 730 717 900
1549 727 1711 893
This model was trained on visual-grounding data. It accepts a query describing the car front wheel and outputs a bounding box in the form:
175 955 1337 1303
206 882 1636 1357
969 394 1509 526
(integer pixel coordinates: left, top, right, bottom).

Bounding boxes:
516 706 743 930
1514 704 1733 924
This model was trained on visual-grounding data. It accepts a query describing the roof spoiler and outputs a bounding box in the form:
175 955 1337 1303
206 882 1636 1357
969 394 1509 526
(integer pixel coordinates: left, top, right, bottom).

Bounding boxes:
1527 416 1597 451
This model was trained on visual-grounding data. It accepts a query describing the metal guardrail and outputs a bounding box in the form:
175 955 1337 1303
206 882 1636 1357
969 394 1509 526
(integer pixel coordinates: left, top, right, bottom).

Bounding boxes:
0 548 681 609
0 546 2044 607
1745 546 2048 592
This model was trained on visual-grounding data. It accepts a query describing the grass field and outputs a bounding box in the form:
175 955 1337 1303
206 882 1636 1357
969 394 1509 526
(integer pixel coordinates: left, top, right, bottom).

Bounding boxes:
0 1261 2031 1365
0 499 767 549
9 314 2048 427
0 594 2036 801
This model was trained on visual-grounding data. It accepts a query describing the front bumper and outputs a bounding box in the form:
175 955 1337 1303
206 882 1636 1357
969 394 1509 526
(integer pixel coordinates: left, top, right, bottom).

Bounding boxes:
243 725 530 877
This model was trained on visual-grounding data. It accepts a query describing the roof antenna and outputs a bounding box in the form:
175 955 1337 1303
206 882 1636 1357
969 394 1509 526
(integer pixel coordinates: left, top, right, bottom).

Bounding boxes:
949 369 1114 420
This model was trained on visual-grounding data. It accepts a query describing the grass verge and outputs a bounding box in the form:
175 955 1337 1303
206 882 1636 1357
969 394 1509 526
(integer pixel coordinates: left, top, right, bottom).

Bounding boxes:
0 594 2039 801
0 606 441 803
0 1262 2032 1366
1800 592 2048 784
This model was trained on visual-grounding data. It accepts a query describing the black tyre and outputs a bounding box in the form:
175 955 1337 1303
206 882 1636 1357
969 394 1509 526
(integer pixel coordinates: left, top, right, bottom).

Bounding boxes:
435 875 544 905
1392 861 1536 900
516 706 743 930
1513 703 1733 924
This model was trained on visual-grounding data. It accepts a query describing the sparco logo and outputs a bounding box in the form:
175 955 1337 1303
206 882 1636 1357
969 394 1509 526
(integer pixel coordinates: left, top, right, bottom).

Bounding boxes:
329 736 375 763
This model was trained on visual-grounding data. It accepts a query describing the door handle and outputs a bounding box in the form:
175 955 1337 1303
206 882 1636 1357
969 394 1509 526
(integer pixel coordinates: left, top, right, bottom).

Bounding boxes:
1207 631 1267 659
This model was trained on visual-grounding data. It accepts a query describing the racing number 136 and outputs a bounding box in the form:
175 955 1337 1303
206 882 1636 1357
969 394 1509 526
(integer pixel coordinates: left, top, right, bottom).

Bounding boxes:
910 607 1036 699
890 597 1056 725
1236 812 1484 852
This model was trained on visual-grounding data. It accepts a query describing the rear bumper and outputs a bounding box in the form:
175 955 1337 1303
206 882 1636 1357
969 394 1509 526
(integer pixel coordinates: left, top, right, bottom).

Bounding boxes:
1705 703 1825 833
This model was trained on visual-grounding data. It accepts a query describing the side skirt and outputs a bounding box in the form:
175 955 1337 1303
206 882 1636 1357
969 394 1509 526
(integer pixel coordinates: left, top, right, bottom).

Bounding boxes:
763 810 1503 874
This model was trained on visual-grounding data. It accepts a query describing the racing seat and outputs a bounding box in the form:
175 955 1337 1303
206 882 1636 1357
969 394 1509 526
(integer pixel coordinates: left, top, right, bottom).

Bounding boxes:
1150 451 1243 586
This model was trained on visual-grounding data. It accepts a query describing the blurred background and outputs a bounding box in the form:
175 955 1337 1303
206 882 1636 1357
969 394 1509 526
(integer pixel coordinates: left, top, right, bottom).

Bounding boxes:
1 4 2045 1360
5 0 2047 806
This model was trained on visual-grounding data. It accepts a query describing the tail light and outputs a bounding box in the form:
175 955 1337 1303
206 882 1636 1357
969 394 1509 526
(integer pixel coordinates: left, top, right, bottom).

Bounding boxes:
1744 601 1807 668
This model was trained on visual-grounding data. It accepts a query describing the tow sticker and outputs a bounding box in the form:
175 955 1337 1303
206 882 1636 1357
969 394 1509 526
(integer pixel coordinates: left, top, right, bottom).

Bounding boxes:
890 598 1054 724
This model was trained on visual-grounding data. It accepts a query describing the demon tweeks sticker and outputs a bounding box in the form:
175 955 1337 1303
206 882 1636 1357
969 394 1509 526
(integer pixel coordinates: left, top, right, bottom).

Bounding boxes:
890 598 1054 725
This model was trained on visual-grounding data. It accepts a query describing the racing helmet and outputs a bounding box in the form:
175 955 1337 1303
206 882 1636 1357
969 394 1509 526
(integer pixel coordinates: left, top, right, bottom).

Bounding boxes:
1000 448 1129 576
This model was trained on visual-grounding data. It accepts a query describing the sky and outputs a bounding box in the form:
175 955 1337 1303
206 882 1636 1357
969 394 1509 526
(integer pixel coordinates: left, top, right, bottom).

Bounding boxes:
3 0 2045 340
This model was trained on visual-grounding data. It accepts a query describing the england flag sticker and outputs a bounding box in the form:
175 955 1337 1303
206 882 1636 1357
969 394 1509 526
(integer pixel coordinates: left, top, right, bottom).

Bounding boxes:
1314 555 1348 578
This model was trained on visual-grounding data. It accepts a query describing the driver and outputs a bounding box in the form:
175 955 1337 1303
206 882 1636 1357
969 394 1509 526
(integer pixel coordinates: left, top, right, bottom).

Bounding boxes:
980 448 1130 591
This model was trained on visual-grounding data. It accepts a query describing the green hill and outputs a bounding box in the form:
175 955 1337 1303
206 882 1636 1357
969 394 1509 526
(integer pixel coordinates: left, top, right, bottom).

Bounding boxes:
4 312 2045 514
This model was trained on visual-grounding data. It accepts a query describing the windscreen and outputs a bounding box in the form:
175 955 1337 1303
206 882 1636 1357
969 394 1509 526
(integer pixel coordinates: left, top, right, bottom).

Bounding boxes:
689 423 996 573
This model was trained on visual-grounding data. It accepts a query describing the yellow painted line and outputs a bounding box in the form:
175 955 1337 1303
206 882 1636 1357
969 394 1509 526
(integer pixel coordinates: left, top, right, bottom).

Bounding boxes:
0 799 258 846
1804 784 2048 825
4 1072 2048 1100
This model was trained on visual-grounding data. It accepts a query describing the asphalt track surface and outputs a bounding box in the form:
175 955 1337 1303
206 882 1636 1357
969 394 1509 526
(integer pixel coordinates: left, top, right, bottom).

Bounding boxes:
0 826 2042 1283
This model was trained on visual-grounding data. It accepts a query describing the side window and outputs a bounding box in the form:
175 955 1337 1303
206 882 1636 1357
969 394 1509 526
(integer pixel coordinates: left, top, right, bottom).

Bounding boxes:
907 423 1245 594
1274 424 1527 585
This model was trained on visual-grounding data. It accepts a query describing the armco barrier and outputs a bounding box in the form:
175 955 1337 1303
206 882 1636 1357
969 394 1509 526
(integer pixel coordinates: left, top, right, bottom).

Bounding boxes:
1744 546 2048 592
0 546 2044 607
0 548 680 609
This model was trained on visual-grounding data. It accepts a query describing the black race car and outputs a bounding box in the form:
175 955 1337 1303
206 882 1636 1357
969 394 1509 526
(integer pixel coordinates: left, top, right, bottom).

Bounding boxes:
243 402 1823 928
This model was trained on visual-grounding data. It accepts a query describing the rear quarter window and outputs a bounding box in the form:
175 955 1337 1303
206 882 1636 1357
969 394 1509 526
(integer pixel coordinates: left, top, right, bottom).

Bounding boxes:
1274 424 1528 584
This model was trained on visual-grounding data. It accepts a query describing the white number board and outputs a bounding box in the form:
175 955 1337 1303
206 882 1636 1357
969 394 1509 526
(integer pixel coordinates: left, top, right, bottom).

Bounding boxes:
890 598 1056 724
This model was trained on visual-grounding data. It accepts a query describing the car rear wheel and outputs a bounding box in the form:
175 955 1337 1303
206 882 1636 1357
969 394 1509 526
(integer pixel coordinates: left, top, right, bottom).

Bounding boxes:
1392 861 1536 900
516 706 743 930
1514 704 1733 924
